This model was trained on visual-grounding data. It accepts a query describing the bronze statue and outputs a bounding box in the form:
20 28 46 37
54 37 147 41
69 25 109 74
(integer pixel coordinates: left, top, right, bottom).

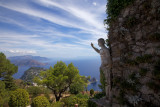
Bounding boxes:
91 38 112 100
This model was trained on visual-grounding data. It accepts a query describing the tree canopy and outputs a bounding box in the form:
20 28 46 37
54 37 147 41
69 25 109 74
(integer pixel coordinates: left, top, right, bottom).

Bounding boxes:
0 53 18 90
37 61 88 101
0 81 10 107
9 89 29 107
0 52 18 79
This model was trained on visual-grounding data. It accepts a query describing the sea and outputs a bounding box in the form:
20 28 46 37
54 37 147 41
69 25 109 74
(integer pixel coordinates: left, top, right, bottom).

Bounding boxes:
13 57 101 91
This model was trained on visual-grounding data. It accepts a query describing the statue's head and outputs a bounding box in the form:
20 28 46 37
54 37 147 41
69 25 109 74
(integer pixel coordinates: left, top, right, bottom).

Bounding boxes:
98 38 105 47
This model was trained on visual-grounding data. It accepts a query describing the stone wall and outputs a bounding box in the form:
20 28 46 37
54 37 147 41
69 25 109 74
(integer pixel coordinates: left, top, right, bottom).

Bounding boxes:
108 0 160 106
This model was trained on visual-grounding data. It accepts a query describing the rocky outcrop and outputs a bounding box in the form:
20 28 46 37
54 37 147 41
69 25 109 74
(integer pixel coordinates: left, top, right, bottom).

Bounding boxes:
108 0 160 106
21 67 46 82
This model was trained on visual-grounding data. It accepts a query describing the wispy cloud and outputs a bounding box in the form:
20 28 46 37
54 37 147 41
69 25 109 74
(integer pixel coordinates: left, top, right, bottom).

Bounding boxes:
0 0 107 58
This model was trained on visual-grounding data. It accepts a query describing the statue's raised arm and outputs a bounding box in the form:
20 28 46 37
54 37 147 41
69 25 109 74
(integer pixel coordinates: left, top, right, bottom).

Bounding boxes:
91 43 100 53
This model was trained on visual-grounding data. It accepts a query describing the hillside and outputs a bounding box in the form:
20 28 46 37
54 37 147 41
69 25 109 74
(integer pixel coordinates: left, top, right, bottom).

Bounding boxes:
8 55 49 61
20 67 46 82
8 55 48 66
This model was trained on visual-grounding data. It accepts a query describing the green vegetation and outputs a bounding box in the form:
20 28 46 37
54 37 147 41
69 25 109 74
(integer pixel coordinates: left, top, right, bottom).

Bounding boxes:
146 81 160 93
88 100 97 107
139 68 148 76
124 16 137 28
125 54 153 66
105 0 135 24
0 53 95 106
98 69 106 93
69 76 88 95
0 52 18 91
9 89 29 107
31 96 50 107
35 61 88 101
136 54 152 63
61 94 89 107
0 52 18 79
92 92 106 99
116 90 126 105
27 86 43 98
51 101 64 107
148 33 160 41
90 89 94 96
125 59 138 66
153 60 160 79
113 73 141 106
0 81 10 107
21 67 46 82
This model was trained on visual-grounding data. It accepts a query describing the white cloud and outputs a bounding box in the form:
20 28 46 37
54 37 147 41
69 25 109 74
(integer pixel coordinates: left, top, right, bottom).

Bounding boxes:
0 0 107 58
93 2 97 6
8 49 36 54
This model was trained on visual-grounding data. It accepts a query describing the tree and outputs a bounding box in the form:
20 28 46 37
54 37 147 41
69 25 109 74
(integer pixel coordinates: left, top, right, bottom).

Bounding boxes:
0 81 10 107
31 96 50 107
0 52 18 79
0 53 18 90
27 86 42 98
37 61 88 101
90 89 94 96
9 89 29 107
69 75 88 94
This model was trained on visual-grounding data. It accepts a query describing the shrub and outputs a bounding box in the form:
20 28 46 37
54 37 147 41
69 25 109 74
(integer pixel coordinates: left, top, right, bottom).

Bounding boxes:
93 92 106 99
136 54 152 63
9 89 29 107
61 96 77 106
124 16 137 28
62 95 88 107
90 89 94 96
27 86 42 98
51 101 64 107
31 96 50 107
76 93 89 99
106 0 135 24
99 70 106 93
88 100 97 107
0 81 10 107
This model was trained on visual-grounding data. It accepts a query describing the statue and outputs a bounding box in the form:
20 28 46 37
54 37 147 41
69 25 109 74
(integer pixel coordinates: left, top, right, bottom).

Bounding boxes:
91 38 112 101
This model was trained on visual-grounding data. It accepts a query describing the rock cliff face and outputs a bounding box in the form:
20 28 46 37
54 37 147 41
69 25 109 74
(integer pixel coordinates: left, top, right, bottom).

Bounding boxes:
108 0 160 106
21 67 46 82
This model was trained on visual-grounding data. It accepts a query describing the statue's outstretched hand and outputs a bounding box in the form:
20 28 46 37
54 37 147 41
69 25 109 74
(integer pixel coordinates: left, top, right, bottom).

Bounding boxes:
91 43 94 47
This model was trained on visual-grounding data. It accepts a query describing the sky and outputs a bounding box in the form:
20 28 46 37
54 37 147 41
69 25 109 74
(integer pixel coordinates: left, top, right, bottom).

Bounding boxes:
0 0 107 59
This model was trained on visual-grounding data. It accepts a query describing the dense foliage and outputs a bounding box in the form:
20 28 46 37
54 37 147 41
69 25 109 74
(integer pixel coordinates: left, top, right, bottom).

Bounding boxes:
62 94 89 107
0 52 18 79
51 101 64 107
9 89 29 107
90 89 94 96
0 81 10 107
69 76 88 94
36 61 88 101
105 0 135 24
0 52 18 90
31 96 50 107
98 69 106 93
27 86 43 98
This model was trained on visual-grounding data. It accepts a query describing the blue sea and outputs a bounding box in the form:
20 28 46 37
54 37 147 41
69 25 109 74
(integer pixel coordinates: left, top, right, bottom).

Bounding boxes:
13 57 101 91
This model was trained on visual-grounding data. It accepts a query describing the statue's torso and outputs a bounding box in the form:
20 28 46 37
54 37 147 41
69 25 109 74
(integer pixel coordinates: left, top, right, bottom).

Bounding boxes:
100 48 111 68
